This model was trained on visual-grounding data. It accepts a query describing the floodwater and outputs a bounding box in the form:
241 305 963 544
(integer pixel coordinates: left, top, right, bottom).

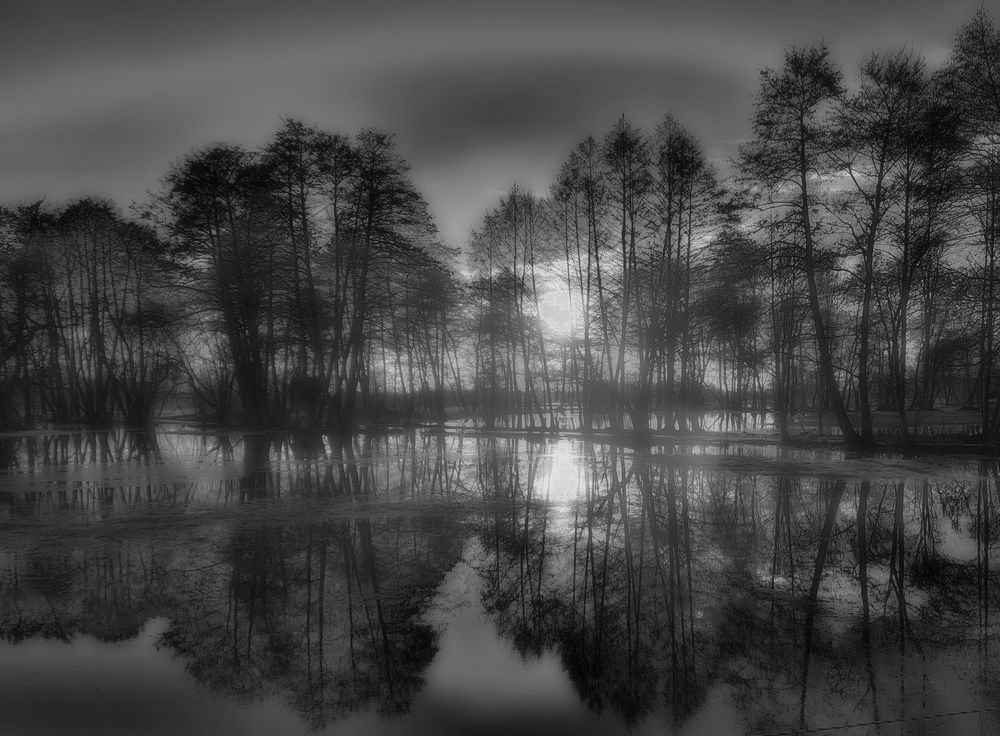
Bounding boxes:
0 427 998 735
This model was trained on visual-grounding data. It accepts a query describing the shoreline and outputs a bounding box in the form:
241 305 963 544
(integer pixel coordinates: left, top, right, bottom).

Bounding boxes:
1 409 995 460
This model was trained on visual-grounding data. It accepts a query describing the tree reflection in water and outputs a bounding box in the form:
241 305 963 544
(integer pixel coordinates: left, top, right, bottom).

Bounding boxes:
472 439 707 723
469 438 1000 733
0 428 998 733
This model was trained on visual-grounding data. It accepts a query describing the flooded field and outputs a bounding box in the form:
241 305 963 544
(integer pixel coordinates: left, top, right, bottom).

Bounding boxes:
0 426 998 735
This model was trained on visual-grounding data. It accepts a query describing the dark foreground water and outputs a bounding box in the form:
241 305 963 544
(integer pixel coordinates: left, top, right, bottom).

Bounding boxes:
0 427 998 735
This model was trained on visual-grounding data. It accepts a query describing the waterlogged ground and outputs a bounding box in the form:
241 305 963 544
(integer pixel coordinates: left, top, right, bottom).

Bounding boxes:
0 426 998 735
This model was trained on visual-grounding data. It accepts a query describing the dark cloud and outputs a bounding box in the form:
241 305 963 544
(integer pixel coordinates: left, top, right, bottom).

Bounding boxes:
373 55 746 157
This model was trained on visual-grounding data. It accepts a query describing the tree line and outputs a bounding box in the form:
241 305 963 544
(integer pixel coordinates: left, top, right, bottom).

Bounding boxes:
1 10 999 446
0 123 462 431
467 9 1000 447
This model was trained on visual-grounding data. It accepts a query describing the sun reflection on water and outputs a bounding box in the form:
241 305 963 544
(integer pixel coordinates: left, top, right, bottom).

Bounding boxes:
542 439 584 504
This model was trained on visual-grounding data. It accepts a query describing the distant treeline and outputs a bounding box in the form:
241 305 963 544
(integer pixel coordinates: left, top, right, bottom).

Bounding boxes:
1 11 999 447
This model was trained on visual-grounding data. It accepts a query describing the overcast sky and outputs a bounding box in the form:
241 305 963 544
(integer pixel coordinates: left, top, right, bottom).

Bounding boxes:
0 0 987 247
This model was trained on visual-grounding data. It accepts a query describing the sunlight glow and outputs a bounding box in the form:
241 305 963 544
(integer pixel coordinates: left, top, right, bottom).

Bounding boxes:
537 288 577 336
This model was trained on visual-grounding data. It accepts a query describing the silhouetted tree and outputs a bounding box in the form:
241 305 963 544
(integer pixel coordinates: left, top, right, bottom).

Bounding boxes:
740 45 861 445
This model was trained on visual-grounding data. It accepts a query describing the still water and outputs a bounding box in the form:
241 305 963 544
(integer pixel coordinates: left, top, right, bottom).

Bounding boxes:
0 427 997 735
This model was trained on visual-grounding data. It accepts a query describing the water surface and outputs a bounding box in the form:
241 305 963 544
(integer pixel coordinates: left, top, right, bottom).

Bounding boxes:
1 427 997 735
